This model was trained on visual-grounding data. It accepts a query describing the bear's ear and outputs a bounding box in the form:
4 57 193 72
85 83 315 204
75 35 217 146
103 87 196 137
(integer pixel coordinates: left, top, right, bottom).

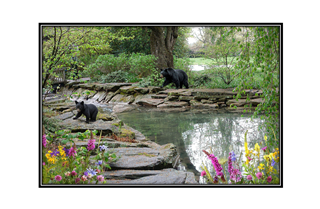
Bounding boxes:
80 101 84 105
75 101 78 104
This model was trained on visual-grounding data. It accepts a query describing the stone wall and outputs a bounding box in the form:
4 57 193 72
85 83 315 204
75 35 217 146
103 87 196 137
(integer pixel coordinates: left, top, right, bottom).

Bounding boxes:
60 81 264 113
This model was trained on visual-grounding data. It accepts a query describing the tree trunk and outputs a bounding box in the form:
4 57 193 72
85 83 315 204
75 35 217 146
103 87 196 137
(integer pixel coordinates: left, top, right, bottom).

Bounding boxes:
148 26 179 69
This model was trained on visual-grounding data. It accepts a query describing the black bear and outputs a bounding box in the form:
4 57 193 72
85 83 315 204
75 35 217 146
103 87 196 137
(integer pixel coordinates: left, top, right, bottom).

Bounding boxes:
73 101 98 123
160 68 189 89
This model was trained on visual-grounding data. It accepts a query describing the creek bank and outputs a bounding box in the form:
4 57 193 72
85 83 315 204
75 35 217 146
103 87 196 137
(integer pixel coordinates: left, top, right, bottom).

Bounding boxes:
44 96 197 184
57 81 265 114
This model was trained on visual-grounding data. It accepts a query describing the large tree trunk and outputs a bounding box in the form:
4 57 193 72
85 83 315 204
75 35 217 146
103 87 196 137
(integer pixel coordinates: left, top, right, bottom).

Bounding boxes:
148 26 179 69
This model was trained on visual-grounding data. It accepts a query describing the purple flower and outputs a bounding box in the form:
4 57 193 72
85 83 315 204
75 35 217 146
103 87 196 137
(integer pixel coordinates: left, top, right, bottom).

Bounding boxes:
247 175 252 181
267 176 272 183
99 145 108 151
86 168 97 176
84 171 88 176
201 170 206 177
271 158 276 167
75 178 80 184
42 134 47 148
261 146 267 152
71 171 77 176
50 150 59 157
96 160 102 166
87 139 95 151
231 151 236 162
63 147 69 156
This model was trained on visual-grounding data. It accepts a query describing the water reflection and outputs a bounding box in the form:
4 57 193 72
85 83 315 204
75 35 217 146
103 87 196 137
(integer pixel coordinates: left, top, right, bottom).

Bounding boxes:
117 109 265 182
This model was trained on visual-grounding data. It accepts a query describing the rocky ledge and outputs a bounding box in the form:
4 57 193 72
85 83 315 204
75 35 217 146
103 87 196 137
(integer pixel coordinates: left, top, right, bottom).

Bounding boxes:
56 82 266 113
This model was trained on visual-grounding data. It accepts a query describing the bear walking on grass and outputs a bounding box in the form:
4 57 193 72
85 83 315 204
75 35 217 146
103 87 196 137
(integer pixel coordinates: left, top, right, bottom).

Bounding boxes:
73 101 98 123
160 68 189 89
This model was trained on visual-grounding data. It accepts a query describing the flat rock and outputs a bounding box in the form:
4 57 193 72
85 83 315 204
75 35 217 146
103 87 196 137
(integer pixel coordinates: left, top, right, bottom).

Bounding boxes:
158 89 190 96
134 87 149 94
109 147 165 170
91 91 107 102
191 89 237 96
59 118 119 135
136 98 164 107
102 169 198 184
109 94 134 104
55 112 74 120
157 101 189 108
112 104 137 113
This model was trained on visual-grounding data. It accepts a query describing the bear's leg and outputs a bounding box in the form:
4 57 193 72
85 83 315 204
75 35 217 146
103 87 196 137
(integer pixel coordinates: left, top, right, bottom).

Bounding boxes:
161 78 171 88
91 109 98 122
175 81 180 89
73 112 82 120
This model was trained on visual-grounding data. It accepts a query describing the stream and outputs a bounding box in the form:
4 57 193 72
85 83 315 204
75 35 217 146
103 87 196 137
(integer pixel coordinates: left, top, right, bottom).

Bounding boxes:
115 107 266 182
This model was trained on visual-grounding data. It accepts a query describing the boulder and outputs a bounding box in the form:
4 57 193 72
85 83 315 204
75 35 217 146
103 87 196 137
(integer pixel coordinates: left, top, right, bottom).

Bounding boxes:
97 113 115 121
91 91 107 102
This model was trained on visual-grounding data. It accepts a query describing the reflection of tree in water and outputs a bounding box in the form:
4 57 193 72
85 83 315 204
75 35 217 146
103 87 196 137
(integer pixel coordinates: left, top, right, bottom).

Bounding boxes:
118 109 265 178
182 113 265 175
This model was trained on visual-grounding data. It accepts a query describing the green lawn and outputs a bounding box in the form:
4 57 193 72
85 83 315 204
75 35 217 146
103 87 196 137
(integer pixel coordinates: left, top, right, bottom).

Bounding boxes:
189 57 254 66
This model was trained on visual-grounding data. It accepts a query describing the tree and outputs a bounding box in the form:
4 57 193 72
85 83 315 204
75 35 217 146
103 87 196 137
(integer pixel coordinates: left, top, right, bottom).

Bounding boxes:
235 26 280 147
42 26 129 88
202 27 251 85
148 26 179 69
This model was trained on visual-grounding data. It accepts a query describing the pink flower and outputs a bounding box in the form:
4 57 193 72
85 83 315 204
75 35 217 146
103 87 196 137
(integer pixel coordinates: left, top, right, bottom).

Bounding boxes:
201 170 206 176
68 146 77 157
75 178 80 184
261 147 267 152
96 169 101 174
267 176 272 183
42 134 47 148
87 139 95 151
55 175 62 181
256 172 263 179
81 175 87 181
247 175 252 181
97 175 104 182
71 171 77 176
43 162 45 166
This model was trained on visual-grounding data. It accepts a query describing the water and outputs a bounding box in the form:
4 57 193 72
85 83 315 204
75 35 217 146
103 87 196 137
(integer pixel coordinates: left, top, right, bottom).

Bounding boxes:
189 65 235 71
117 108 266 180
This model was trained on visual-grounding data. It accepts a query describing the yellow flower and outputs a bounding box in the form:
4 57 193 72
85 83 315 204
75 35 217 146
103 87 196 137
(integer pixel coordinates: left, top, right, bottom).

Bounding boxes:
255 143 260 157
45 150 56 164
264 135 267 141
258 163 265 170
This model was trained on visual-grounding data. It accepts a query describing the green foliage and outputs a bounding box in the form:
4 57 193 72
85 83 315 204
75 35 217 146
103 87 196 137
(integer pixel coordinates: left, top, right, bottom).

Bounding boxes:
43 116 62 134
234 27 280 147
85 53 158 83
100 70 130 83
129 53 158 77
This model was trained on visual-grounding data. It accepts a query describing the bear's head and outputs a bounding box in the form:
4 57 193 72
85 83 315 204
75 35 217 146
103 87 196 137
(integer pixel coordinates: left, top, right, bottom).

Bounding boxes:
160 68 174 78
75 101 85 112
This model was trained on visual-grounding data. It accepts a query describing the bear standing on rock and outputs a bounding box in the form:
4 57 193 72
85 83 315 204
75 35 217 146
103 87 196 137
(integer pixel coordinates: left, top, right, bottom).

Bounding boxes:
160 68 189 89
73 101 98 123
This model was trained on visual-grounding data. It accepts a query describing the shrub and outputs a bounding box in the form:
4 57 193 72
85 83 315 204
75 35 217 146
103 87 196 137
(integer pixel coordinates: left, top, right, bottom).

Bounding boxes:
129 53 157 77
100 70 130 83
